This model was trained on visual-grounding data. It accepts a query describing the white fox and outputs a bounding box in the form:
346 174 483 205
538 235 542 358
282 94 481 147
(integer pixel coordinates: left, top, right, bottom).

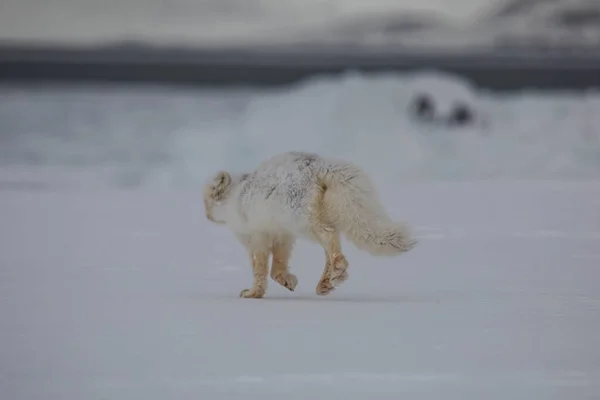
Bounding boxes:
203 151 416 298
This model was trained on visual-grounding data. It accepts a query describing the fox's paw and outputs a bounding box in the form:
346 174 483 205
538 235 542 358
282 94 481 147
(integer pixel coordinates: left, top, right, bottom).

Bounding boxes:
239 287 265 299
316 279 334 296
330 269 349 287
329 256 349 287
272 272 298 292
316 270 348 296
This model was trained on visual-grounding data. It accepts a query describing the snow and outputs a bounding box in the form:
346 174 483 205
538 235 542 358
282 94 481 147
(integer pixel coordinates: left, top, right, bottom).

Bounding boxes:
1 70 600 399
1 71 599 188
2 183 600 399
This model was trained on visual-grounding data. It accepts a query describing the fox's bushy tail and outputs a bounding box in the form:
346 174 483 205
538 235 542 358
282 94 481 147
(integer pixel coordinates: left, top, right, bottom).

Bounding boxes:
319 161 417 256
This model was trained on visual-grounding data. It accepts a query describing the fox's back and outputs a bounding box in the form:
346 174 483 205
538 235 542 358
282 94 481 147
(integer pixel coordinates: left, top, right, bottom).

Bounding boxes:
232 152 325 233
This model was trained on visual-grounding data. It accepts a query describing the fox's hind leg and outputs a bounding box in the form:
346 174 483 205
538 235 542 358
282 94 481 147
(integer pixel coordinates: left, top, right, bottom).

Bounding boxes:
309 183 349 295
315 234 349 296
316 253 334 295
270 234 298 292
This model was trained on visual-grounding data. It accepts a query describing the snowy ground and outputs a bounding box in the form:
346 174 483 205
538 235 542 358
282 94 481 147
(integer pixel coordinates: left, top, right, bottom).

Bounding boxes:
2 182 600 400
1 71 600 399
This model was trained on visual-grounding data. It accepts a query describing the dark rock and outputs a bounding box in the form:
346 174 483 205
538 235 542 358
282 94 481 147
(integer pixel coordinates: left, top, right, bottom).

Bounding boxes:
449 103 474 125
410 93 436 120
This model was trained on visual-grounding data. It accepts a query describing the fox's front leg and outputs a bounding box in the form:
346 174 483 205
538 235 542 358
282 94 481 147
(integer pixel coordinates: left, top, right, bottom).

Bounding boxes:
235 234 269 299
240 250 270 298
270 235 298 292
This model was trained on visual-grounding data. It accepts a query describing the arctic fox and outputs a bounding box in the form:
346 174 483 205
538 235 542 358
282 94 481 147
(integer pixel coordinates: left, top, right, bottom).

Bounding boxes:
203 151 416 298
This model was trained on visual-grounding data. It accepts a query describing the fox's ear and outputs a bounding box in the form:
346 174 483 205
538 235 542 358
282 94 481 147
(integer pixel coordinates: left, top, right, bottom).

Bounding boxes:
214 171 231 189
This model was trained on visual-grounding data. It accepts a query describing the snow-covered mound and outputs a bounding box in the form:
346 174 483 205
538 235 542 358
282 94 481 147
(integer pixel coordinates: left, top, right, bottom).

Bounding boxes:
1 71 599 190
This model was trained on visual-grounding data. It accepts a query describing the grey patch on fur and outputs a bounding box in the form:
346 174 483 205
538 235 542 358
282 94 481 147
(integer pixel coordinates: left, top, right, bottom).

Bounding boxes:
265 186 276 199
238 174 252 197
291 152 317 171
237 202 248 222
285 185 306 211
342 172 356 183
237 176 253 222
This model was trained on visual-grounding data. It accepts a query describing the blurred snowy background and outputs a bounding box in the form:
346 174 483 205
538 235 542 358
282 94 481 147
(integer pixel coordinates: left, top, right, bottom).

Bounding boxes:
1 0 599 51
1 71 599 190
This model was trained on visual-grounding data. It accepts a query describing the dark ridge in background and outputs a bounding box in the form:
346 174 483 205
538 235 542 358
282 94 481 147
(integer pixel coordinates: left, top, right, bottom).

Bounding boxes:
1 42 600 90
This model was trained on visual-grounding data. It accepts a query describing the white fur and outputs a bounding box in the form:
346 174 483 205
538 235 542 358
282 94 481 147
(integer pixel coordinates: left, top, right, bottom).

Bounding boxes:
204 151 416 298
